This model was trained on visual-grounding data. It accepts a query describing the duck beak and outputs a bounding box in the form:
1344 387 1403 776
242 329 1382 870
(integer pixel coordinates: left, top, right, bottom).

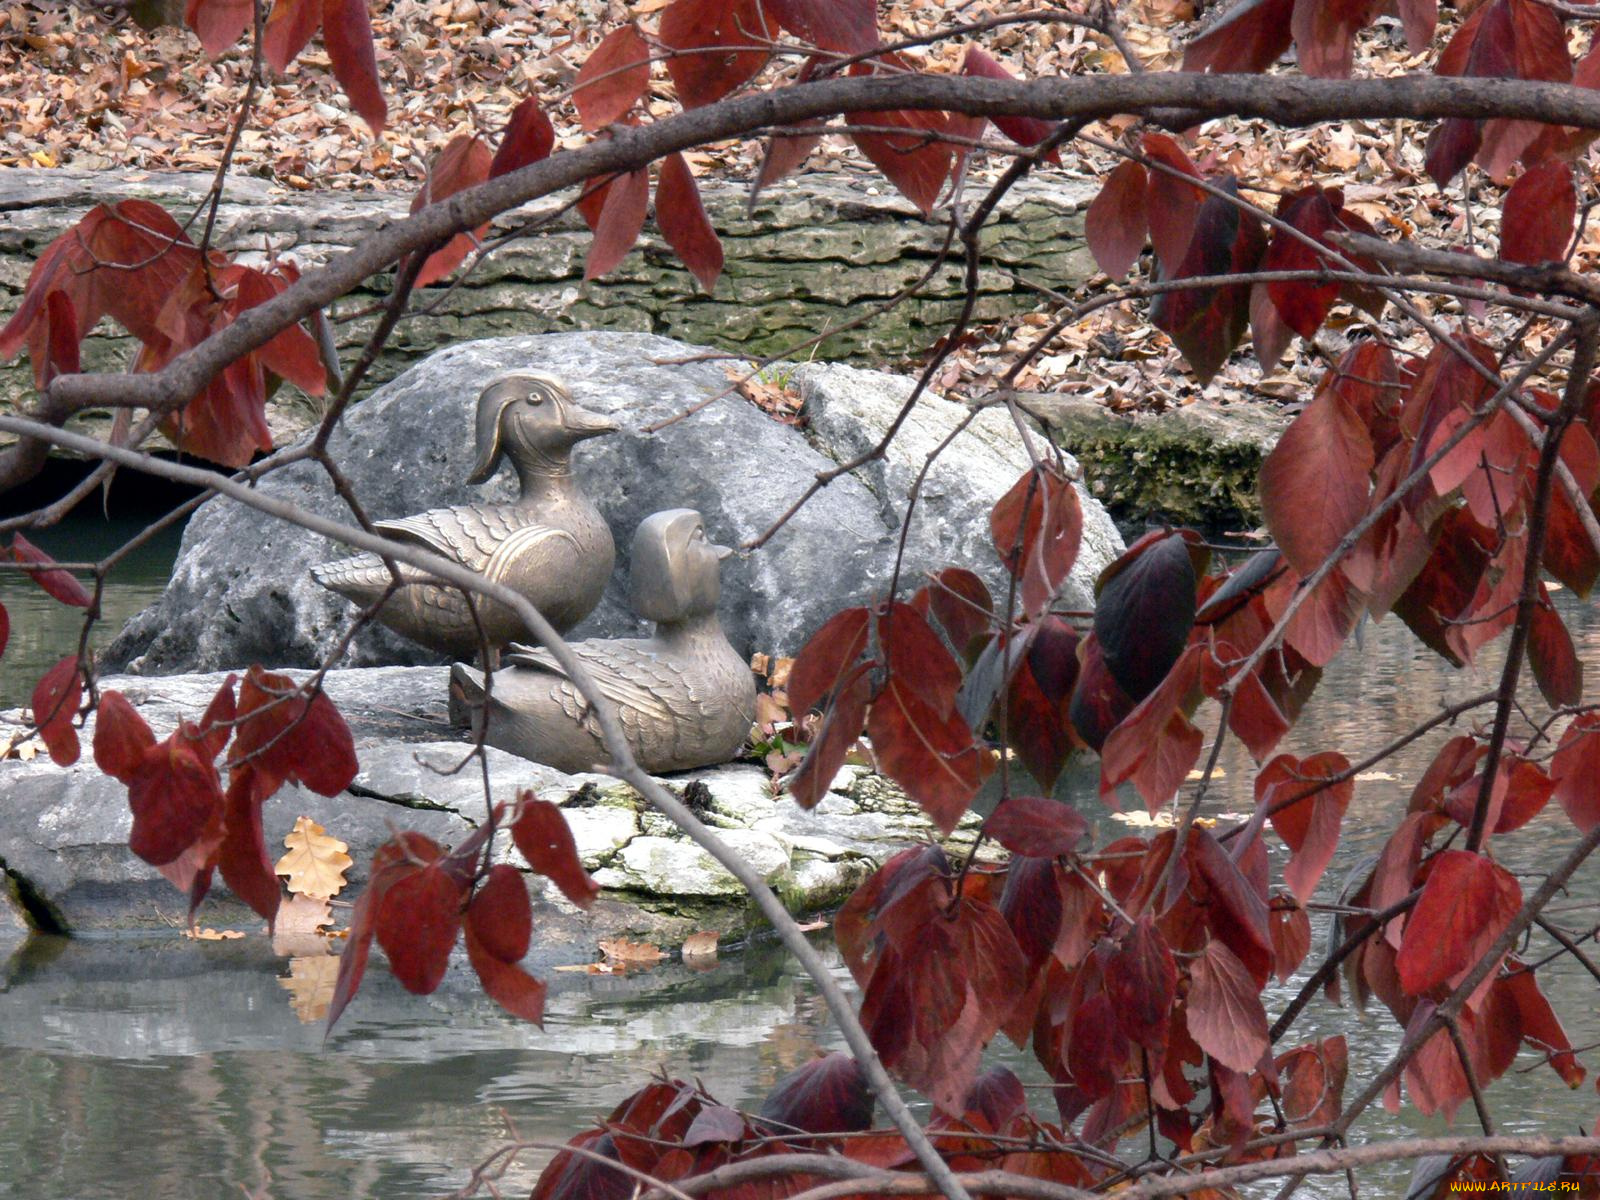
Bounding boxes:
563 405 620 442
713 543 733 561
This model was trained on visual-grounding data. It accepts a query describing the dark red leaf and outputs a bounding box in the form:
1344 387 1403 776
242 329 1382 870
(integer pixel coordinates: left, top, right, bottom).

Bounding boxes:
659 0 772 108
1502 162 1576 265
1103 916 1177 1052
845 66 952 216
231 666 358 796
185 0 252 55
788 607 871 718
11 534 92 608
1098 645 1204 815
575 25 651 129
410 134 494 287
1498 966 1586 1088
1150 176 1267 384
1552 713 1600 832
1181 0 1294 75
376 860 466 994
788 663 871 809
491 97 556 178
1271 905 1313 983
990 466 1082 618
922 567 993 659
655 153 724 292
960 47 1058 159
1293 0 1382 78
530 1130 631 1200
465 922 547 1023
1529 591 1582 708
1140 133 1206 271
985 796 1087 859
1085 159 1148 279
262 0 320 72
763 0 877 52
1261 751 1353 903
1259 384 1374 579
1094 529 1202 702
321 0 387 133
760 1053 875 1134
217 765 283 923
1186 939 1270 1072
328 833 445 1030
868 673 991 834
126 727 225 867
1004 622 1081 793
510 795 601 908
39 291 80 387
1067 632 1135 752
1189 826 1273 985
1396 850 1521 995
879 602 962 716
466 863 533 963
1261 186 1343 339
30 655 82 766
585 167 650 280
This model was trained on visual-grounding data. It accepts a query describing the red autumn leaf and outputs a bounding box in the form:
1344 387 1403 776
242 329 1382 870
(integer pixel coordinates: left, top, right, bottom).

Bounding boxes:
1259 384 1374 579
659 0 772 108
217 765 283 923
763 0 877 53
1498 965 1586 1088
1067 631 1135 753
38 291 80 387
1279 1035 1348 1127
1544 420 1600 595
11 534 92 608
327 834 431 1030
1098 645 1204 815
585 167 650 280
464 923 548 1023
681 1104 747 1147
984 796 1088 859
1529 591 1582 709
1397 850 1521 995
1102 916 1177 1052
919 567 992 659
126 726 225 867
655 153 724 292
959 47 1058 159
575 25 651 130
868 673 991 834
1150 176 1268 384
1182 0 1294 76
510 795 601 909
262 0 320 71
879 602 962 716
1552 713 1600 832
1140 132 1206 271
231 666 358 796
409 135 494 287
845 72 952 215
1261 186 1344 340
185 0 252 56
1085 159 1148 279
789 607 871 718
376 859 467 994
228 264 327 396
490 97 556 179
990 466 1082 618
94 691 155 781
1502 162 1577 265
1004 621 1081 793
1293 0 1383 77
1271 905 1313 983
1094 529 1203 702
760 1053 875 1134
1186 938 1271 1073
466 864 533 963
1261 751 1353 903
1189 825 1274 985
322 0 387 133
788 662 871 809
30 654 82 766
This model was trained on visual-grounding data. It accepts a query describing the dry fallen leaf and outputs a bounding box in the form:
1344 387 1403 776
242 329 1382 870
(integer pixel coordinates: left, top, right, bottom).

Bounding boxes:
794 918 829 933
597 938 666 966
279 954 341 1022
681 930 719 961
272 895 336 956
185 927 247 940
275 816 353 899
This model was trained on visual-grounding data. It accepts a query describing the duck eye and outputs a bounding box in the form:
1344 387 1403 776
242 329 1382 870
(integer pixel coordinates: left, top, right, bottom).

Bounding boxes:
524 393 544 407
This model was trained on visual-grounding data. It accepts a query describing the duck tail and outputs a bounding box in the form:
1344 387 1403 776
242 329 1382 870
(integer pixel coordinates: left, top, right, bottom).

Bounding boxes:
310 553 388 602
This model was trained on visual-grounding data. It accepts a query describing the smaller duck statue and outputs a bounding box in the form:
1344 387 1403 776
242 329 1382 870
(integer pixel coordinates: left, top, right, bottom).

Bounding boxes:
450 509 756 775
312 370 617 660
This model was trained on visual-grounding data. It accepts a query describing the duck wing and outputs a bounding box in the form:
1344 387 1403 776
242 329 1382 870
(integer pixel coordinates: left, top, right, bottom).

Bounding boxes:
504 640 678 733
377 506 576 575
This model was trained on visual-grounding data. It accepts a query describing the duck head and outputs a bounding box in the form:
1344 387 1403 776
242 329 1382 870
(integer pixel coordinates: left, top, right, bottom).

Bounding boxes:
629 509 732 624
467 371 618 484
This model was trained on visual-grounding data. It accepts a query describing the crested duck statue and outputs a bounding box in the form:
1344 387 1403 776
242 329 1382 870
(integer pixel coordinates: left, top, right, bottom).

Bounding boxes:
449 509 756 774
312 370 617 659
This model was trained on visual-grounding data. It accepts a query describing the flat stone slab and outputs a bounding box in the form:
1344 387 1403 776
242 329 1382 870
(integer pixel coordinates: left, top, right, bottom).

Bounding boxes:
0 666 977 959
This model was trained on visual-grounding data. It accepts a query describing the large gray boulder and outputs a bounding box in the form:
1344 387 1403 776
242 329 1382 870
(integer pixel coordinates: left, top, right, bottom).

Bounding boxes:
106 332 1121 673
0 666 980 943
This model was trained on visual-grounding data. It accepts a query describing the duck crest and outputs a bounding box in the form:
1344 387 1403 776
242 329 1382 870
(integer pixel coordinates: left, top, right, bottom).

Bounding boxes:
310 370 618 659
448 508 757 775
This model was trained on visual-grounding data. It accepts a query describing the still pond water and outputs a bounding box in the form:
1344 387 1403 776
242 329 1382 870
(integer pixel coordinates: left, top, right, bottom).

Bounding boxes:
1 524 1598 1197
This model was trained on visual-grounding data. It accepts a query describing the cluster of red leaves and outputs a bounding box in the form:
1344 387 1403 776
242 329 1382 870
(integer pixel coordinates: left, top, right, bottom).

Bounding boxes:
0 199 325 466
185 0 386 133
329 789 600 1029
6 534 94 764
92 665 357 923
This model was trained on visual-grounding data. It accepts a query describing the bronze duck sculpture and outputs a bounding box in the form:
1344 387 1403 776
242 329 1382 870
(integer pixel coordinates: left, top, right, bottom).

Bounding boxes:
450 509 756 775
312 370 617 660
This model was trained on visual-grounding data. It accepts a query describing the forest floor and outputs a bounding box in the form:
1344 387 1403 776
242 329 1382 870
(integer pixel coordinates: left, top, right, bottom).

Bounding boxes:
0 0 1586 415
